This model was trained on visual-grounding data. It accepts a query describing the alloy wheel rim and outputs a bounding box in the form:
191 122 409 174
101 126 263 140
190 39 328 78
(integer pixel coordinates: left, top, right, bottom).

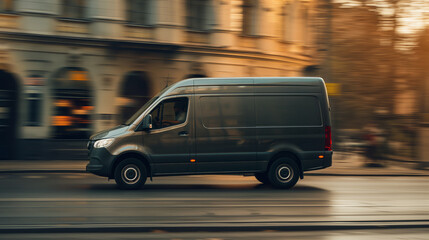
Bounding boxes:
277 165 292 182
122 164 140 184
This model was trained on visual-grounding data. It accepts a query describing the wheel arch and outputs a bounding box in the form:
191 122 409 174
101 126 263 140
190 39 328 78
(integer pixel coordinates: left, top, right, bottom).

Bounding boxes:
110 151 152 180
269 151 304 179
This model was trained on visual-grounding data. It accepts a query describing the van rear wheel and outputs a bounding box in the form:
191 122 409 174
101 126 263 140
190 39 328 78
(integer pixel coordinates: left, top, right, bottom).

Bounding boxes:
254 173 269 184
114 158 147 190
268 157 299 189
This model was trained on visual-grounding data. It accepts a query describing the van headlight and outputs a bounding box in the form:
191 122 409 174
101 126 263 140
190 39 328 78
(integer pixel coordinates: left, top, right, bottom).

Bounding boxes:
94 138 114 148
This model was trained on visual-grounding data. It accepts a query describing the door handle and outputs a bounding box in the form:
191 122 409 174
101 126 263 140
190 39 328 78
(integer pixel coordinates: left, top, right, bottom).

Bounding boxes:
178 131 188 137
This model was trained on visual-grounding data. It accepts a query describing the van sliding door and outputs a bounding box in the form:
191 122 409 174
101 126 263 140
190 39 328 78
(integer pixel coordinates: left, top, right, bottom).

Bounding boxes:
194 94 257 173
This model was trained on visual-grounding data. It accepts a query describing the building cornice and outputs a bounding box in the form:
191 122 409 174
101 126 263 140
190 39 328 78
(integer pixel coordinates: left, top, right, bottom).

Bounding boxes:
0 31 312 65
0 31 180 52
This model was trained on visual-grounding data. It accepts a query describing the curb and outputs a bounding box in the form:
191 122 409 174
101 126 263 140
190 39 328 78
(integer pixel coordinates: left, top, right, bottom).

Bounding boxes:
1 222 429 234
306 173 429 177
0 170 87 174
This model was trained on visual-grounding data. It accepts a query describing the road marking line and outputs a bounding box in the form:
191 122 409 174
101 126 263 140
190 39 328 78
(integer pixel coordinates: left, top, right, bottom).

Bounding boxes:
62 175 86 179
23 176 46 179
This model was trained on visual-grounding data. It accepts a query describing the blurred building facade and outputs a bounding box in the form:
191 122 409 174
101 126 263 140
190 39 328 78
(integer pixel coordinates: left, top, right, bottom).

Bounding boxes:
313 1 426 164
0 0 319 159
417 28 429 168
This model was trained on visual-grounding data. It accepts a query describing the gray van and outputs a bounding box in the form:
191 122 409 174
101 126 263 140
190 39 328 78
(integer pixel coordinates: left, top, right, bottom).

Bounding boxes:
86 77 333 189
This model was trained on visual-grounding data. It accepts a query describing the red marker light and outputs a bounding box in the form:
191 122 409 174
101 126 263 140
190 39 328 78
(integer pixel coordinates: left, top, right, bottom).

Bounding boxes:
325 126 332 151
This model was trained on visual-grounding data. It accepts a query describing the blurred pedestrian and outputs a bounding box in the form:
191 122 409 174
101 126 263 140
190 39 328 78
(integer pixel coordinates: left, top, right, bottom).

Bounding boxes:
362 123 384 167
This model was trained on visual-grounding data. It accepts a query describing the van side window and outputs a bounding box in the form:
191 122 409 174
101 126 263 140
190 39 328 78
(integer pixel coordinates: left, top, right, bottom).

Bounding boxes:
200 96 254 128
256 96 322 127
150 97 188 129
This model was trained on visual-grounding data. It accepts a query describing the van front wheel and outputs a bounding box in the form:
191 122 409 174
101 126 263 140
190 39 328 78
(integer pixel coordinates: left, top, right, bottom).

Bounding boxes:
268 157 299 189
114 158 147 190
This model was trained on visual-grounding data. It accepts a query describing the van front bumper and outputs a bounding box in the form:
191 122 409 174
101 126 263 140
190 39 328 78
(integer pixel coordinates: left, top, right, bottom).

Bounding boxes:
86 148 115 177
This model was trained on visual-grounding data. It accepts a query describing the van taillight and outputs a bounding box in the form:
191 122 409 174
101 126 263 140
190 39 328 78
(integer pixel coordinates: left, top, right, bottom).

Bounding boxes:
325 126 332 151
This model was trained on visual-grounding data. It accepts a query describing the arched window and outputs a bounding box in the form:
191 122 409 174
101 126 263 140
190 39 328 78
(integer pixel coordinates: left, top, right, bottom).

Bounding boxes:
51 67 93 139
119 71 151 124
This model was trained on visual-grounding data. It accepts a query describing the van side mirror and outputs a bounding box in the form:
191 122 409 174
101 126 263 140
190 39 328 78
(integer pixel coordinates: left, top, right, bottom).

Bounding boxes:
138 114 152 131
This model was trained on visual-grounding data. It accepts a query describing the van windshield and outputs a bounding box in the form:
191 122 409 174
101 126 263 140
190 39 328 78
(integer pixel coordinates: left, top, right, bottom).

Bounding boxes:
123 85 173 125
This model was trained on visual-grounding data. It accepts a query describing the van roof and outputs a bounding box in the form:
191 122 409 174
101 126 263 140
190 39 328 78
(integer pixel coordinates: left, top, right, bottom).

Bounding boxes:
175 77 324 88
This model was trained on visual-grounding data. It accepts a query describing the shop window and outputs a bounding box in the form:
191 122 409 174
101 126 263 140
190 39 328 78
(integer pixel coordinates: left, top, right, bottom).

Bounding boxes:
61 0 86 19
186 0 210 31
127 0 154 25
52 67 93 139
0 0 13 12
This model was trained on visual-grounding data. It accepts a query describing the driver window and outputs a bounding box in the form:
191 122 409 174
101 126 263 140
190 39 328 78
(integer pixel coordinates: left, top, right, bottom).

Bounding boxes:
149 97 188 129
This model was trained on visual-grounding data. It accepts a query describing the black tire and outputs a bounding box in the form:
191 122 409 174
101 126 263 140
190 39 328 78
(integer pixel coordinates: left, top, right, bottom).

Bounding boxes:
114 158 147 190
268 157 299 189
254 172 269 184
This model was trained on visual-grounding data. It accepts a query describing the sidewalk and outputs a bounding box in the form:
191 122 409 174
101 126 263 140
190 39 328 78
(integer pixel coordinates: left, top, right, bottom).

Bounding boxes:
0 160 87 173
308 152 429 176
2 220 429 234
0 152 428 176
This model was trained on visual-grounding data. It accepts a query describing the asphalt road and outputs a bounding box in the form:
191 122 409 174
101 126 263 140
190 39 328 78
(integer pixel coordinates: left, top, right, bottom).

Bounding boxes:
0 172 428 239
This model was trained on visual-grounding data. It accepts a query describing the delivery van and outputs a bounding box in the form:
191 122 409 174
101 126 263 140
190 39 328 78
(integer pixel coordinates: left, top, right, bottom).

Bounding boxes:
86 77 333 189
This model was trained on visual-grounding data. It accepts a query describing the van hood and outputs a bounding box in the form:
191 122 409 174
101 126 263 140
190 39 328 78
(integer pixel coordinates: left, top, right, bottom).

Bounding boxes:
90 125 129 140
